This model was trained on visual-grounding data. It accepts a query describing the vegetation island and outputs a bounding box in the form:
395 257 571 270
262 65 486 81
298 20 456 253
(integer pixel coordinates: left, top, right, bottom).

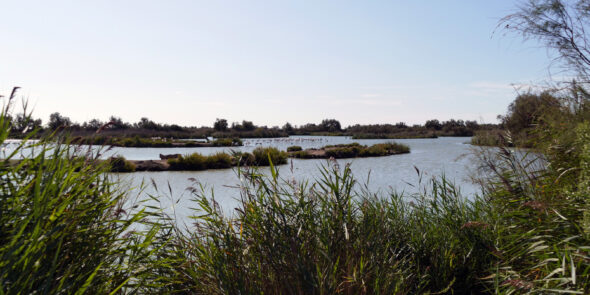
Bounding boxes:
108 142 411 172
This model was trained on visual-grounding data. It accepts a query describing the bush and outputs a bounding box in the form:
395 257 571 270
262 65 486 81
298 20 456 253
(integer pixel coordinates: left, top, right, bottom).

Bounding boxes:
252 147 288 166
287 145 302 152
324 142 410 158
232 151 256 166
290 150 314 159
168 153 207 170
108 155 136 172
205 152 233 169
470 130 507 147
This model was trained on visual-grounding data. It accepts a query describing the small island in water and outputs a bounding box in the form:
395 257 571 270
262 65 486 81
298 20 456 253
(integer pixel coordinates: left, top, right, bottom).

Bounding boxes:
107 142 411 172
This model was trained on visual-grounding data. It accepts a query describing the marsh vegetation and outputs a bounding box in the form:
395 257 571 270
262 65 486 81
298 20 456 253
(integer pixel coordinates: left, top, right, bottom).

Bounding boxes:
2 0 590 293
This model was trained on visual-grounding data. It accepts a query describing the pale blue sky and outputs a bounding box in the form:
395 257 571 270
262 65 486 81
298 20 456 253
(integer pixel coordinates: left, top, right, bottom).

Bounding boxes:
0 1 555 127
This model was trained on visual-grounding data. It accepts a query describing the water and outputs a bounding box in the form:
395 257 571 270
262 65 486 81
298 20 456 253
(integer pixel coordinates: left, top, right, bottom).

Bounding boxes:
110 136 485 225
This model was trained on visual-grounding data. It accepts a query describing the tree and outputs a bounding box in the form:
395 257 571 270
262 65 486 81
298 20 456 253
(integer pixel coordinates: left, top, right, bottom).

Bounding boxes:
48 112 71 130
320 119 341 132
500 91 561 134
395 122 408 128
137 117 158 130
501 0 590 79
282 122 294 133
108 116 129 130
11 113 42 133
241 120 255 131
425 119 442 130
83 119 103 130
214 118 228 131
465 120 479 130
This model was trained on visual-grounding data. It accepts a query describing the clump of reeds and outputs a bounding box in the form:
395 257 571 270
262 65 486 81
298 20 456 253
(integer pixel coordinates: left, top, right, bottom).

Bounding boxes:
151 162 495 294
0 87 170 293
251 146 288 165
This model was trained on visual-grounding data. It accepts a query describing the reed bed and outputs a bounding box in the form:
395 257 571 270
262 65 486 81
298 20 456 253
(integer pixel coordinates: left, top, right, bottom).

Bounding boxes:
0 88 171 294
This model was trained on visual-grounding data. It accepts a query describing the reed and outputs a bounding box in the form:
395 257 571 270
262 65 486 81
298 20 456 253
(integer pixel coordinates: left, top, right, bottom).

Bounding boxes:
0 88 170 294
151 163 495 294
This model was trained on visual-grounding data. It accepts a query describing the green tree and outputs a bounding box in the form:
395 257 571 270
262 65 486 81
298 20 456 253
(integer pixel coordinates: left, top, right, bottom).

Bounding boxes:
500 91 561 134
82 118 103 130
108 116 129 129
214 118 228 131
425 119 442 130
48 112 71 130
282 122 294 133
11 113 42 133
241 120 255 131
320 119 341 132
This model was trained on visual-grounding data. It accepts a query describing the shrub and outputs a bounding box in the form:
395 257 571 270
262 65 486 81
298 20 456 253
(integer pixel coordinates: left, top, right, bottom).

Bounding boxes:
108 155 136 172
324 142 409 158
168 153 207 170
252 147 288 166
291 150 314 159
470 130 507 147
232 151 256 166
287 145 302 152
205 152 233 169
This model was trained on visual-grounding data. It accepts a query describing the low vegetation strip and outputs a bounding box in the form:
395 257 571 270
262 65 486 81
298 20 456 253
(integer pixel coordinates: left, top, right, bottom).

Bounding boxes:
166 147 287 171
85 136 243 148
290 142 410 159
107 143 409 172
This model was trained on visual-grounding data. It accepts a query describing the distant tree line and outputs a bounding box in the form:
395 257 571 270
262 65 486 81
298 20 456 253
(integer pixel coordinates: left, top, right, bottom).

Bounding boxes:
6 112 499 139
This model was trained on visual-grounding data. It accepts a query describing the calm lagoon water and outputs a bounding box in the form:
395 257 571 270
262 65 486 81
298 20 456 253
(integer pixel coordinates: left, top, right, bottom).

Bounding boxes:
110 136 486 224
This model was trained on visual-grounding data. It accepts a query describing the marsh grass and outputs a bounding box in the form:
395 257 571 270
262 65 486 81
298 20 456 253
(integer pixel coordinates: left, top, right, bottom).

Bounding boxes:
0 88 172 294
168 147 287 171
149 162 495 294
287 145 303 152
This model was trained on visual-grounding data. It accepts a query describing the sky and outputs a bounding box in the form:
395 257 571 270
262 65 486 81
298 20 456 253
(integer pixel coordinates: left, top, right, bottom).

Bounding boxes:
0 1 558 128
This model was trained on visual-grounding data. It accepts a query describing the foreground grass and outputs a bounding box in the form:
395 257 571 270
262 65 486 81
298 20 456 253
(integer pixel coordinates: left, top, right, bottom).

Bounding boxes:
0 90 172 293
151 164 495 294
